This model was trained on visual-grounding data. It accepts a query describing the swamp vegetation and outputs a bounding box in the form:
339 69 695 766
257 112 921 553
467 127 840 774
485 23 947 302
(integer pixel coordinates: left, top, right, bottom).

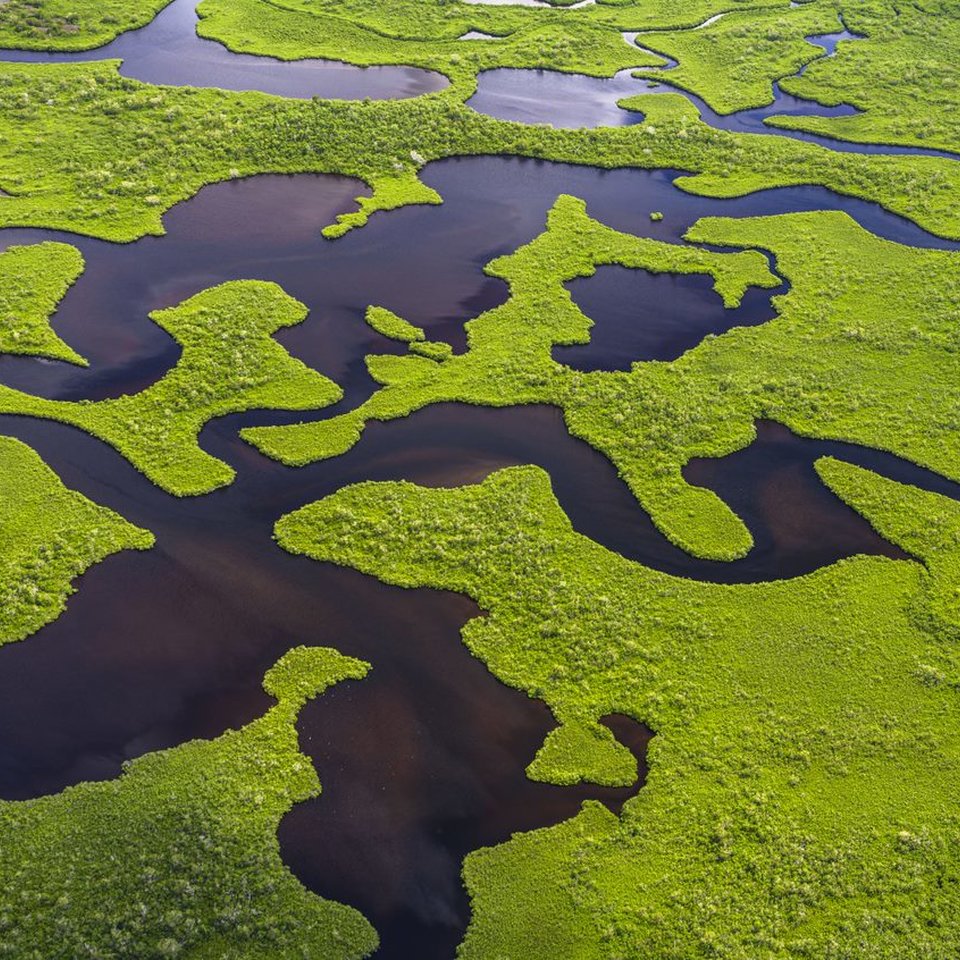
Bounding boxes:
0 0 959 957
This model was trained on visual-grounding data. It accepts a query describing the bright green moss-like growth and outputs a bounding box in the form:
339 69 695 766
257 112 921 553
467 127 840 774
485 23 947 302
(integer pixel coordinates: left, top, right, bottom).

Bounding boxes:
772 0 960 153
634 2 844 114
364 305 425 344
4 61 960 245
276 464 960 958
0 280 341 496
0 645 377 959
0 0 173 51
246 200 960 560
0 241 86 364
526 718 638 787
0 435 153 646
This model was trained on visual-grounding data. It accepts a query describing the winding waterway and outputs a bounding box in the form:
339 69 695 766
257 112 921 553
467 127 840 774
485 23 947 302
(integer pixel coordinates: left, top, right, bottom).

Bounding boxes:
1 4 959 959
469 28 960 159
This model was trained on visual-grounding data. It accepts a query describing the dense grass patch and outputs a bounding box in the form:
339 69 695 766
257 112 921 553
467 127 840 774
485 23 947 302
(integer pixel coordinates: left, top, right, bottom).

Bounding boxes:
276 463 960 959
0 435 153 646
0 0 173 51
0 241 86 364
0 646 378 959
0 279 341 495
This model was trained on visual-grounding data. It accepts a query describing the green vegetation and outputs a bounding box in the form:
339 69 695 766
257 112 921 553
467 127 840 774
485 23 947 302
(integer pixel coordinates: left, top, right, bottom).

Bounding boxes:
773 0 960 154
0 645 378 959
0 0 172 51
364 305 424 343
3 2 960 954
0 241 85 364
633 2 843 113
0 435 152 647
195 0 742 89
248 198 960 560
276 462 960 959
3 60 960 245
0 280 341 495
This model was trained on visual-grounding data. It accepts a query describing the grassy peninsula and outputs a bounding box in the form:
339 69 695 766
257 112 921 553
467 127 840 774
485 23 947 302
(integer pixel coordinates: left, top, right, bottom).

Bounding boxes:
276 462 960 959
0 646 378 959
0 435 153 647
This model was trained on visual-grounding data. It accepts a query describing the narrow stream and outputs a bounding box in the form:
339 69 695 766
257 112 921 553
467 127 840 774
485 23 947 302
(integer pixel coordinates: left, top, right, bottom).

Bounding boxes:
469 27 959 160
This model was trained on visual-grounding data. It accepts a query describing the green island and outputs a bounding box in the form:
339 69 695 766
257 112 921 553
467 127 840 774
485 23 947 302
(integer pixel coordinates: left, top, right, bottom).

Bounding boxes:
0 278 341 495
0 0 173 51
0 645 378 959
276 461 960 958
245 197 960 560
0 434 153 647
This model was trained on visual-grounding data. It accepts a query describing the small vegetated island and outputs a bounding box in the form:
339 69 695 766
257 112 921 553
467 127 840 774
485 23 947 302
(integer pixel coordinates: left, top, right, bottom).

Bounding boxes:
0 0 959 958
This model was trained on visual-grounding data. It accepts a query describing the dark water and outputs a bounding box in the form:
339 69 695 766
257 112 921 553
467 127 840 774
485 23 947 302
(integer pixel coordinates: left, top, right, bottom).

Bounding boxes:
557 265 781 370
0 0 446 99
2 153 960 956
0 9 958 957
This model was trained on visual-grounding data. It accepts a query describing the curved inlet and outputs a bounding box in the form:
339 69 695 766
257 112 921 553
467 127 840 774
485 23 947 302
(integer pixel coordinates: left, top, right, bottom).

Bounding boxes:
0 0 447 100
471 28 958 160
281 672 650 960
555 264 783 371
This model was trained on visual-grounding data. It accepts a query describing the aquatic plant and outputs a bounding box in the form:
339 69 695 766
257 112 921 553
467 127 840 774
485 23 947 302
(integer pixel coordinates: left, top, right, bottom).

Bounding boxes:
0 435 153 646
0 645 378 959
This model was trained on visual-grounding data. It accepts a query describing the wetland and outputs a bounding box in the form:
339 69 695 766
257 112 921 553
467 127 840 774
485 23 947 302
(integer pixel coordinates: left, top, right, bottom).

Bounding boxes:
2 1 960 958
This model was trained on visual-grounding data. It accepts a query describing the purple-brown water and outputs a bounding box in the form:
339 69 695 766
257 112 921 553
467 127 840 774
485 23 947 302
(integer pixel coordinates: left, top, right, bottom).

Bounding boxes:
1 9 960 959
0 0 446 99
